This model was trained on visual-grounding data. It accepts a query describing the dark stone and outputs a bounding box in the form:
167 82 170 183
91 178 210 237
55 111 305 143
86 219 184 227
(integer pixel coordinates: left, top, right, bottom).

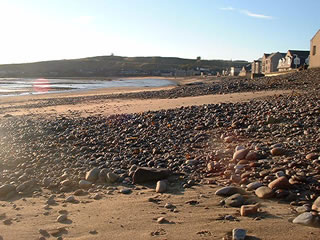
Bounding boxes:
0 184 16 197
132 167 172 184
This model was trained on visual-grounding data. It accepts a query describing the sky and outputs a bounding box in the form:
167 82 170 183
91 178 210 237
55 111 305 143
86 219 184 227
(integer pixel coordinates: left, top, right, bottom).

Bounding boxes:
0 0 319 64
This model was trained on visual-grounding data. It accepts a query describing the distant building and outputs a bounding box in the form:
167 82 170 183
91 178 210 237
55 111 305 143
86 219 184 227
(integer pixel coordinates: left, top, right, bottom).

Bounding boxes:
175 69 195 77
277 50 310 71
264 52 286 73
261 53 270 73
310 29 320 68
251 59 262 74
239 64 251 77
230 67 241 76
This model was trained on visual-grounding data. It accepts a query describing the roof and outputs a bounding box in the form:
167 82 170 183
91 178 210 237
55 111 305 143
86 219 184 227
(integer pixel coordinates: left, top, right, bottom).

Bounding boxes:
263 53 271 58
311 29 320 41
267 52 286 59
243 63 251 71
287 50 310 59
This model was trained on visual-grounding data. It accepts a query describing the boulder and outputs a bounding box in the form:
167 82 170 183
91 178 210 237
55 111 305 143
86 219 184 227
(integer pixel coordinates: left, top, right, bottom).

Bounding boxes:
132 167 171 184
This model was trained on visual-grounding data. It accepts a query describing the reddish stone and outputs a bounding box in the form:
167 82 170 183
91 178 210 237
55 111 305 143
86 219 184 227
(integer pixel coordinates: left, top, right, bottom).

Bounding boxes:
312 196 320 212
255 186 274 199
245 151 259 161
233 149 249 160
306 153 319 160
240 204 260 216
268 176 291 190
238 160 249 165
271 147 286 156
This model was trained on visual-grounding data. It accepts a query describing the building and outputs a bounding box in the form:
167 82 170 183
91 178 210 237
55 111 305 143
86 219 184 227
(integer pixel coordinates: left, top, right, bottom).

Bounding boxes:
239 64 251 77
277 50 310 72
251 59 262 74
230 67 241 76
310 29 320 68
265 52 286 73
261 53 270 73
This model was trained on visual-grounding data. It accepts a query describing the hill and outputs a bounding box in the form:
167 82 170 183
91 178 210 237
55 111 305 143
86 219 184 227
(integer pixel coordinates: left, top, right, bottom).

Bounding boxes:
0 56 248 78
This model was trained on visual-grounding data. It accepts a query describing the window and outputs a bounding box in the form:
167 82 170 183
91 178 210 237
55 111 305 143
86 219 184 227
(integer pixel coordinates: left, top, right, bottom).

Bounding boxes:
313 45 316 55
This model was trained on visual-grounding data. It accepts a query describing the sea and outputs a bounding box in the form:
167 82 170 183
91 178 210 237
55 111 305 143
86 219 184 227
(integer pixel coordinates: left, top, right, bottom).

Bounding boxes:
0 78 176 97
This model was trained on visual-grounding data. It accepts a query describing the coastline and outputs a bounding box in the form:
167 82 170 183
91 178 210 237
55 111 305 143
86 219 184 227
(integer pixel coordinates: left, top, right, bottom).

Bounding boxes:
0 69 319 239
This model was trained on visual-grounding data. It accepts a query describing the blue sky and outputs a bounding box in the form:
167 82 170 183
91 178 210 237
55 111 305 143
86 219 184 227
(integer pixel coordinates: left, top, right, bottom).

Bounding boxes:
0 0 319 64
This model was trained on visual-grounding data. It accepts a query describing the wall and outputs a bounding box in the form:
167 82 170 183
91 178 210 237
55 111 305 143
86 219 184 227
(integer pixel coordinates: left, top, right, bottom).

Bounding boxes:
310 31 320 68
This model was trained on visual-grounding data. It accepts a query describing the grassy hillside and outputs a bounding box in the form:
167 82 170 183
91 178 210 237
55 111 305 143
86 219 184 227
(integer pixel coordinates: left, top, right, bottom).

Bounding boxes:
0 56 248 78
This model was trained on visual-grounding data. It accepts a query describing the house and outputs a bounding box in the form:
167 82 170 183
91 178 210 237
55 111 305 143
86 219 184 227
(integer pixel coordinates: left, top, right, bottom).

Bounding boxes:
251 59 262 74
239 64 251 77
230 67 241 76
264 52 286 73
310 29 320 68
261 53 270 73
277 50 310 72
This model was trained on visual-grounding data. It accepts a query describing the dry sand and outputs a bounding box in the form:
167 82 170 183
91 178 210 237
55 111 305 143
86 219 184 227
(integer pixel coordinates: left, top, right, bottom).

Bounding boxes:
0 86 290 118
0 184 318 240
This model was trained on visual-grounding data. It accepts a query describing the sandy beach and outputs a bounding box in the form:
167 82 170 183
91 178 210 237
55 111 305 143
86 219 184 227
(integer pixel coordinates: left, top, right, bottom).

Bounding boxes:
0 70 319 240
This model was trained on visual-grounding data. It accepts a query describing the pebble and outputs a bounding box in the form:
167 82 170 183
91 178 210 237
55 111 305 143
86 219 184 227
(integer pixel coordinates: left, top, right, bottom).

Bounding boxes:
133 167 171 184
107 172 119 183
233 149 249 161
85 168 100 183
270 147 285 156
156 180 167 193
57 214 68 223
232 228 247 240
240 204 259 216
93 193 103 200
157 217 167 224
120 188 132 194
312 196 320 212
215 186 245 196
78 180 92 189
255 186 274 199
268 176 291 190
65 195 76 203
246 182 262 191
292 212 317 227
225 193 244 207
0 184 16 197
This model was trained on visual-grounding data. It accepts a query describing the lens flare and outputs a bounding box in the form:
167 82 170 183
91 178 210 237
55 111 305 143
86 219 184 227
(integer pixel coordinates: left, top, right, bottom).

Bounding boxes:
33 78 50 93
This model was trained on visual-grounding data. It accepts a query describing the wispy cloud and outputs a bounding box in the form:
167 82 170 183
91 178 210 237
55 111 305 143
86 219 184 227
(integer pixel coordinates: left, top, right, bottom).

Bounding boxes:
220 7 235 11
240 10 273 19
219 7 273 20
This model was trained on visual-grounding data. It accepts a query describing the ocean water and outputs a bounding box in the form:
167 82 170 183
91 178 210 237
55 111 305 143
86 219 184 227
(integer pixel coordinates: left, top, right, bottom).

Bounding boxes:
0 78 176 96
